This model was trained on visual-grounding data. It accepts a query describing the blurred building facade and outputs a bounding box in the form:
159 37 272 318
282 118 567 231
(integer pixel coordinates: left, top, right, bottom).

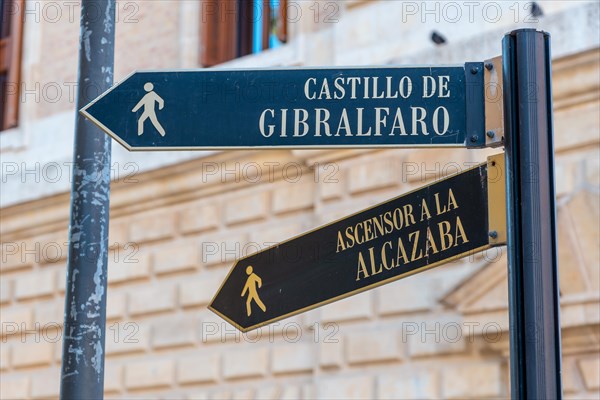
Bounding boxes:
1 1 599 399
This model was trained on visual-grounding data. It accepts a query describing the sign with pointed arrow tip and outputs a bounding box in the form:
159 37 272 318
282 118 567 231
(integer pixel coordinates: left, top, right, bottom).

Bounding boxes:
209 154 506 332
80 64 487 151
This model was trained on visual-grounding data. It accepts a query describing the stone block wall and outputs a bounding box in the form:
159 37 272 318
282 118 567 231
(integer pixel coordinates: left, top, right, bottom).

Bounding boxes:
1 1 599 399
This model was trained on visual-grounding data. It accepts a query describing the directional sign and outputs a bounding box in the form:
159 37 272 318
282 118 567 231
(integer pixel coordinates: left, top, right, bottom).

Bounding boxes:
209 154 506 332
80 64 486 150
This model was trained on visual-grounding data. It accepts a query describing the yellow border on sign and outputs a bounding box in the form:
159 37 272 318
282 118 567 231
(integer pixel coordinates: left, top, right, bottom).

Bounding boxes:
208 154 507 332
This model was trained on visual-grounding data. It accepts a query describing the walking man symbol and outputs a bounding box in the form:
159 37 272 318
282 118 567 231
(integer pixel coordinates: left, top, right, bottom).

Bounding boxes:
132 82 166 137
241 266 266 317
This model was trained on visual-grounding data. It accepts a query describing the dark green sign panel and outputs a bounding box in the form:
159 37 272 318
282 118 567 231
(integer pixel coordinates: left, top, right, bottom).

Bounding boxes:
210 155 506 332
80 64 486 150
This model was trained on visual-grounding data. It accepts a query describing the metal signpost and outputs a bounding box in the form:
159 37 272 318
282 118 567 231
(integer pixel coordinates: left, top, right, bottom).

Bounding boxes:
210 154 506 332
502 29 562 399
76 28 561 399
80 65 487 150
61 1 115 399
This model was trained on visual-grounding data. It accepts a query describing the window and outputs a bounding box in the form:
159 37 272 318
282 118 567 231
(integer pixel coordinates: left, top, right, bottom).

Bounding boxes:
0 0 23 131
201 0 287 67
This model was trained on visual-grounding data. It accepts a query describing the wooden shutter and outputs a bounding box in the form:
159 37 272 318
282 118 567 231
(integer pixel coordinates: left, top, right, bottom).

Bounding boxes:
200 0 237 67
261 0 270 50
237 0 254 58
276 0 288 43
199 0 288 67
0 0 24 131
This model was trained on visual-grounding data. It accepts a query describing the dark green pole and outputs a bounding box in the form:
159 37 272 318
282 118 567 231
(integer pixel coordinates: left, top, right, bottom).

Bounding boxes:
61 1 115 399
503 29 563 399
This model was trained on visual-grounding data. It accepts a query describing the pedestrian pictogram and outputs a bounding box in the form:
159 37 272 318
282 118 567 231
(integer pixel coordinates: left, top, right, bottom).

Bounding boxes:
241 266 266 317
132 82 166 137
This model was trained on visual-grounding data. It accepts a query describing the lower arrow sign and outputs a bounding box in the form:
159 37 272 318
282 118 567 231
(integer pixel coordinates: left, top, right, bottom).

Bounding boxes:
209 154 506 332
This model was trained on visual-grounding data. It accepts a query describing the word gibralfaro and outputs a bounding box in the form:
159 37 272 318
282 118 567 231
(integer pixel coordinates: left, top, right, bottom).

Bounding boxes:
259 74 454 138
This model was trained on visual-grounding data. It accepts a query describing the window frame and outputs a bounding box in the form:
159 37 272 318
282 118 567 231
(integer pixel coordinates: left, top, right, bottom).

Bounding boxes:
200 0 287 68
0 0 24 131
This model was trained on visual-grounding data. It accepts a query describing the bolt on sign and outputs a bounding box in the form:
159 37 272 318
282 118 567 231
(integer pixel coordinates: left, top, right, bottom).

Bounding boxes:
210 154 507 332
80 63 490 150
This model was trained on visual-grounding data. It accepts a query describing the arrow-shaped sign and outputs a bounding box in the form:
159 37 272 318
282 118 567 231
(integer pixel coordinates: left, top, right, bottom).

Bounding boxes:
209 154 506 332
80 64 486 151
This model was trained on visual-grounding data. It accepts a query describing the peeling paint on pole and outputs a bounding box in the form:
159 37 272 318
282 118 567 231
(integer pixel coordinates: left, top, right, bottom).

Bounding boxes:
60 1 115 399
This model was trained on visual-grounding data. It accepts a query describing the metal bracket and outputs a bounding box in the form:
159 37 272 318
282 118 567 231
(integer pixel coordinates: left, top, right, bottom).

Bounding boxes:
484 56 504 147
487 152 507 245
465 62 486 148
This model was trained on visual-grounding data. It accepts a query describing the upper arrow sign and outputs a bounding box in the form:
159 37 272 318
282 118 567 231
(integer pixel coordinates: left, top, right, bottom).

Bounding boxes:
209 154 506 332
80 64 486 151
